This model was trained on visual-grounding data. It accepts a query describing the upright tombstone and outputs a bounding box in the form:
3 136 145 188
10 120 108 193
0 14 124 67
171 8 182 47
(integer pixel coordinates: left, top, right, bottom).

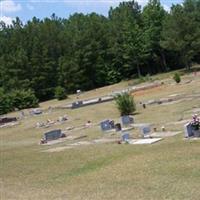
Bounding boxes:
121 115 134 126
184 123 194 137
141 125 151 138
100 120 113 131
44 129 62 142
122 133 130 141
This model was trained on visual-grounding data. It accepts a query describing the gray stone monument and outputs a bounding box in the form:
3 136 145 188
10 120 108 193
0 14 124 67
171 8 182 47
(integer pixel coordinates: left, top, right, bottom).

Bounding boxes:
121 115 134 126
100 120 113 131
141 125 151 137
122 133 130 141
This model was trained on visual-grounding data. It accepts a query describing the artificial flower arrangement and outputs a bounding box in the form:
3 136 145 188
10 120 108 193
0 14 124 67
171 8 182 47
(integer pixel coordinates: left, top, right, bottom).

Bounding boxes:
191 114 200 130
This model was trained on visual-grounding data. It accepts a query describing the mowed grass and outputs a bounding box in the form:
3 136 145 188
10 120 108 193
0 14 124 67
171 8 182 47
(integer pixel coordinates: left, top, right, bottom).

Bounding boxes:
1 70 200 200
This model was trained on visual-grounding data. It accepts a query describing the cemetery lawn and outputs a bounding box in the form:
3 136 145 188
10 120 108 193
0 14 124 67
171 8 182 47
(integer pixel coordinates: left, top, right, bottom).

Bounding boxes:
1 68 200 200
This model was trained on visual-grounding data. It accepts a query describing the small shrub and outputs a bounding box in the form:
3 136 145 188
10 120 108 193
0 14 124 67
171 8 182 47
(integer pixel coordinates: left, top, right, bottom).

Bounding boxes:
115 92 136 116
55 86 67 100
173 73 181 83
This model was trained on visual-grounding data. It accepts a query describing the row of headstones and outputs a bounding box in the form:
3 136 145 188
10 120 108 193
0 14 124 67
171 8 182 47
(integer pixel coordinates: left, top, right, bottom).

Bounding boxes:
100 116 151 136
100 115 134 132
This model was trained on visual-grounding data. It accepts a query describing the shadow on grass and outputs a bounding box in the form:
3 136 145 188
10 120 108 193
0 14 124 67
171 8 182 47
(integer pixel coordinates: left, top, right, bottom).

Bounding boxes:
132 112 140 116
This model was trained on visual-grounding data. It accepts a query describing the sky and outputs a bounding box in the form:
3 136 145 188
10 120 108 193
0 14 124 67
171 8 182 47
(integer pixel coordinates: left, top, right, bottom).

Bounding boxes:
0 0 183 25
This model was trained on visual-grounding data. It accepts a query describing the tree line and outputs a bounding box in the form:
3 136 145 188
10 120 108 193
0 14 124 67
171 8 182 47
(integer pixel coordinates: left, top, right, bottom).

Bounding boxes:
0 0 200 114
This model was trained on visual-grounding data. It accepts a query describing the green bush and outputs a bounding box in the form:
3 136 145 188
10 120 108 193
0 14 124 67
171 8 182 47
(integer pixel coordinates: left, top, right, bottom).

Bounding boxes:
115 92 136 116
0 89 38 114
173 73 181 83
0 88 13 115
10 89 39 110
55 86 67 100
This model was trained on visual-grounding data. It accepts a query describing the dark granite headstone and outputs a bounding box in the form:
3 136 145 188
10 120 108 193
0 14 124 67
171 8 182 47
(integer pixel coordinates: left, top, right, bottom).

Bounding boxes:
184 123 194 137
44 129 62 141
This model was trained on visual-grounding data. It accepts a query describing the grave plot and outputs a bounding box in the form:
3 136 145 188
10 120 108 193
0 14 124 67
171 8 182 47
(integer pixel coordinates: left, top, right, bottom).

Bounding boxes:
127 138 163 144
42 137 121 153
36 115 68 128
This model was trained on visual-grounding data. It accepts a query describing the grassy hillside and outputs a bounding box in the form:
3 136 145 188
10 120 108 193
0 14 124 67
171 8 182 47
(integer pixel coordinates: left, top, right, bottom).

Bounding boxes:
1 69 200 200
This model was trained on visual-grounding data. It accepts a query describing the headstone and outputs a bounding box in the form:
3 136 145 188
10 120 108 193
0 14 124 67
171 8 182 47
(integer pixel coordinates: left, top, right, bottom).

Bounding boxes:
76 89 81 94
121 115 134 125
32 109 42 115
141 125 151 137
115 123 121 131
44 129 62 141
72 101 83 108
184 123 193 137
100 120 113 131
122 133 129 141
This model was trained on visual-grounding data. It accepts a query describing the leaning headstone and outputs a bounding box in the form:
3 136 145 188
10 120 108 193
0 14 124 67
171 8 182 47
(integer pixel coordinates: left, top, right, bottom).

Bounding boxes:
122 133 129 141
100 120 113 131
44 129 62 141
184 123 193 137
141 125 151 137
121 115 134 126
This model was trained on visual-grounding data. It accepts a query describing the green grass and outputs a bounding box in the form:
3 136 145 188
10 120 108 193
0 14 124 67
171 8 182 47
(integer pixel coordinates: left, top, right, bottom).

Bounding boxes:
1 68 200 199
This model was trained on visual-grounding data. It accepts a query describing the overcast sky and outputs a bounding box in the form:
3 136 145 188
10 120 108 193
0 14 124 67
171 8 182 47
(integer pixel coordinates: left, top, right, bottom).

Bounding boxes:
0 0 183 25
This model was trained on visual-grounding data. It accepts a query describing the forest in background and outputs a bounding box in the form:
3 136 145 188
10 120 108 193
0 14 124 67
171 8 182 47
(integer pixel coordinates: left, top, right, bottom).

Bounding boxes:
0 0 200 114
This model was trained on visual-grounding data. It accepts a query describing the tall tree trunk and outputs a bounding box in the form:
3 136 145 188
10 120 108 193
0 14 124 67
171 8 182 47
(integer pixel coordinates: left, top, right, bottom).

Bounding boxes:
160 51 168 72
136 62 141 77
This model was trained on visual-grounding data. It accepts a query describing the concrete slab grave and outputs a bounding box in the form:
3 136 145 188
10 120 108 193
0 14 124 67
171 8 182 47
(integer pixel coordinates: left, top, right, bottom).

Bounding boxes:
128 138 162 144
